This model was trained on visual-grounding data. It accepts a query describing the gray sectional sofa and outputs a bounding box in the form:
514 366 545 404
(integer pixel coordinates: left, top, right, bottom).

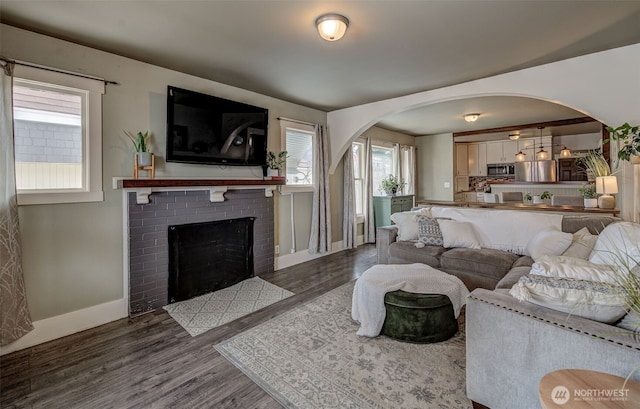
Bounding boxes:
376 211 618 291
376 208 640 409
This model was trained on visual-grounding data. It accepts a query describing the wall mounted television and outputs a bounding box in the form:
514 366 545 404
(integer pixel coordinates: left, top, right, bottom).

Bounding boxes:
166 86 268 167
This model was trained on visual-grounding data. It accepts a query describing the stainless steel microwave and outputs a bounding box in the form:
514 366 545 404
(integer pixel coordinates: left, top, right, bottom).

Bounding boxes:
487 163 515 177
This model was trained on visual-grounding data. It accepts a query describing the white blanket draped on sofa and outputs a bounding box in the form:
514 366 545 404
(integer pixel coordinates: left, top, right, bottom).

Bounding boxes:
430 207 563 256
351 264 470 337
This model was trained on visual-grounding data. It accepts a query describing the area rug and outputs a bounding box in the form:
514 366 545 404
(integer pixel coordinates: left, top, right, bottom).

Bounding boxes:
215 281 471 409
163 277 294 336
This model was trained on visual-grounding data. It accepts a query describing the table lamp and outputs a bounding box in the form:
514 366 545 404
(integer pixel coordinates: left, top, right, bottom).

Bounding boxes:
595 176 618 209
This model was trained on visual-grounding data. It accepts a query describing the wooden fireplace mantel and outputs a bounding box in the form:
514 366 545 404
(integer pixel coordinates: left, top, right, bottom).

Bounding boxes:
113 178 286 204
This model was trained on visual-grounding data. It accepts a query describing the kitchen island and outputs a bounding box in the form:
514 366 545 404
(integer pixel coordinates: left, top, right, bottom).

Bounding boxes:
415 200 620 216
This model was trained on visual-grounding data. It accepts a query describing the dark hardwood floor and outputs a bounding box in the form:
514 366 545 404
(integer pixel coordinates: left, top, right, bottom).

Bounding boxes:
1 245 377 409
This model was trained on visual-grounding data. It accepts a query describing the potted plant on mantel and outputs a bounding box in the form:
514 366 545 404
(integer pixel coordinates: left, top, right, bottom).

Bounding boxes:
266 150 287 178
578 183 598 208
606 122 640 165
379 174 406 196
125 130 152 166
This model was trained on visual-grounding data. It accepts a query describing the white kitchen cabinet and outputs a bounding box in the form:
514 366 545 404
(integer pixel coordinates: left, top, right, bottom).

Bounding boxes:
455 144 469 176
468 143 487 176
487 140 518 164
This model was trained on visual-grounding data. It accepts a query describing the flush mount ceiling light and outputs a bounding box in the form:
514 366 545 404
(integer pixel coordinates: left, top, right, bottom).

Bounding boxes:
508 132 520 140
316 13 349 41
463 113 480 122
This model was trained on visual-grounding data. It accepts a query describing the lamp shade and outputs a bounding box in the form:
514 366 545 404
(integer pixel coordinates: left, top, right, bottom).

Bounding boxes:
316 14 349 41
595 176 618 194
515 151 526 162
559 146 571 158
536 148 548 160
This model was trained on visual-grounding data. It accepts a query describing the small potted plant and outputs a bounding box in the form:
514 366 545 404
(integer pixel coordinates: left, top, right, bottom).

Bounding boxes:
266 150 288 177
379 174 406 196
606 122 640 164
578 183 598 208
125 131 152 166
540 191 553 205
523 193 533 204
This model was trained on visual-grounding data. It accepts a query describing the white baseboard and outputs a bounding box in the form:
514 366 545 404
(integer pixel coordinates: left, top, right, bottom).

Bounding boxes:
0 298 127 356
274 236 366 270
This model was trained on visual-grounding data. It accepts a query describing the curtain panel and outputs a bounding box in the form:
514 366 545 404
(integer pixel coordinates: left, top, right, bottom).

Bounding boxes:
0 61 34 345
363 137 376 243
308 124 332 254
342 148 357 249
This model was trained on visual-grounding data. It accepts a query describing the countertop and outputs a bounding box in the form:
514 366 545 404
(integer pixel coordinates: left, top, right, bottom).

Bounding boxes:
416 200 620 216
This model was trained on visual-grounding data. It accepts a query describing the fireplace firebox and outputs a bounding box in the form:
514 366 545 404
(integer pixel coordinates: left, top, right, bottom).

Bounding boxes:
168 217 255 303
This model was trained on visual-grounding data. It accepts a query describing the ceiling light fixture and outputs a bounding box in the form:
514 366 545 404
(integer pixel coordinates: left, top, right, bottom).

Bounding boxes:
559 146 572 158
508 132 520 140
316 13 349 41
536 126 548 160
463 113 480 122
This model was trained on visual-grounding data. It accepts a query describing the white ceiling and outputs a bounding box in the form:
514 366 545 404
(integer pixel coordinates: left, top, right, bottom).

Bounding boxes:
2 1 639 136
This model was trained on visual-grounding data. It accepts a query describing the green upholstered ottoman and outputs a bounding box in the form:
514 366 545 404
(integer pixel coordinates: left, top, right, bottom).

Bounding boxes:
380 290 458 343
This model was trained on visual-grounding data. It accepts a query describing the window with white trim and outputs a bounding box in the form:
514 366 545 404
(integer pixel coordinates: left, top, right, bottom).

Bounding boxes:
371 144 397 195
351 141 365 217
280 120 315 189
13 65 104 205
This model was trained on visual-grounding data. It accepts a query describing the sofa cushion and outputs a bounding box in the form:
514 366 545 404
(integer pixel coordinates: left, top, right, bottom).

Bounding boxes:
440 248 520 280
561 215 617 234
512 256 534 268
561 227 598 259
495 266 531 289
531 255 621 285
390 208 431 242
509 274 629 323
526 229 572 261
437 219 481 249
389 242 445 267
416 215 444 246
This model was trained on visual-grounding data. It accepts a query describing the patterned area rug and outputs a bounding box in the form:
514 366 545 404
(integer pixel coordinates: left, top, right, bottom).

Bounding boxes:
215 281 471 409
163 277 294 336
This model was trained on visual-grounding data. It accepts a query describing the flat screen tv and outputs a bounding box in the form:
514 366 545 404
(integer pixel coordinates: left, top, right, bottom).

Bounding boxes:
166 86 268 166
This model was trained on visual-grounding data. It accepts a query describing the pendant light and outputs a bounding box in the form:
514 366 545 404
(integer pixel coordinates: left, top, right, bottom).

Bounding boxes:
559 146 572 158
515 151 526 162
536 127 548 160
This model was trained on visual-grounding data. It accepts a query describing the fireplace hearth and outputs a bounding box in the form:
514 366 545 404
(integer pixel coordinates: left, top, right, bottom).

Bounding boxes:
168 217 255 303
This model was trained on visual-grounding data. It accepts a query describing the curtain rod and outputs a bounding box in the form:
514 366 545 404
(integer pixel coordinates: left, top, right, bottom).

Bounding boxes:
277 116 317 127
0 56 119 86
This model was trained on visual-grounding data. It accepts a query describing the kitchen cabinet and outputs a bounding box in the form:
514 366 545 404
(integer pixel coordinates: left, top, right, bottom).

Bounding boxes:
454 192 478 202
468 143 487 176
455 144 468 176
487 140 518 164
373 195 414 228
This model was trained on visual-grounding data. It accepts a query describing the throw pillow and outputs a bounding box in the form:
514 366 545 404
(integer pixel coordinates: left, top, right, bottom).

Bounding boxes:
531 255 621 285
416 215 444 246
437 219 481 249
509 274 629 323
561 227 598 260
589 222 640 271
390 208 431 242
616 311 640 334
526 229 573 261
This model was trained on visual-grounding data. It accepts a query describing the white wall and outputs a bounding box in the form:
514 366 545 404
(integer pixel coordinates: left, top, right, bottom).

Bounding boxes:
415 133 454 201
1 24 329 352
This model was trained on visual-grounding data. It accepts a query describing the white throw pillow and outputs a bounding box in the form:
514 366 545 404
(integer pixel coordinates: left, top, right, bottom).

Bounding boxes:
561 227 598 260
589 222 640 271
509 274 629 323
526 229 573 261
390 208 431 242
531 255 621 285
437 219 481 249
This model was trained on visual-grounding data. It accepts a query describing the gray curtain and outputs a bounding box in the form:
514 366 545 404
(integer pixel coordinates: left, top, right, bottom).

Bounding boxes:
363 137 376 243
308 124 332 254
342 147 356 249
0 61 34 345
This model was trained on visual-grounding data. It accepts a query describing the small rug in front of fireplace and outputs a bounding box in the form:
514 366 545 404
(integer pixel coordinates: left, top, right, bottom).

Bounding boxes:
163 277 294 336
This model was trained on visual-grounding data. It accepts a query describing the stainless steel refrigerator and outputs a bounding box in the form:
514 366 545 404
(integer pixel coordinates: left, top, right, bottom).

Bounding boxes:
515 160 557 182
